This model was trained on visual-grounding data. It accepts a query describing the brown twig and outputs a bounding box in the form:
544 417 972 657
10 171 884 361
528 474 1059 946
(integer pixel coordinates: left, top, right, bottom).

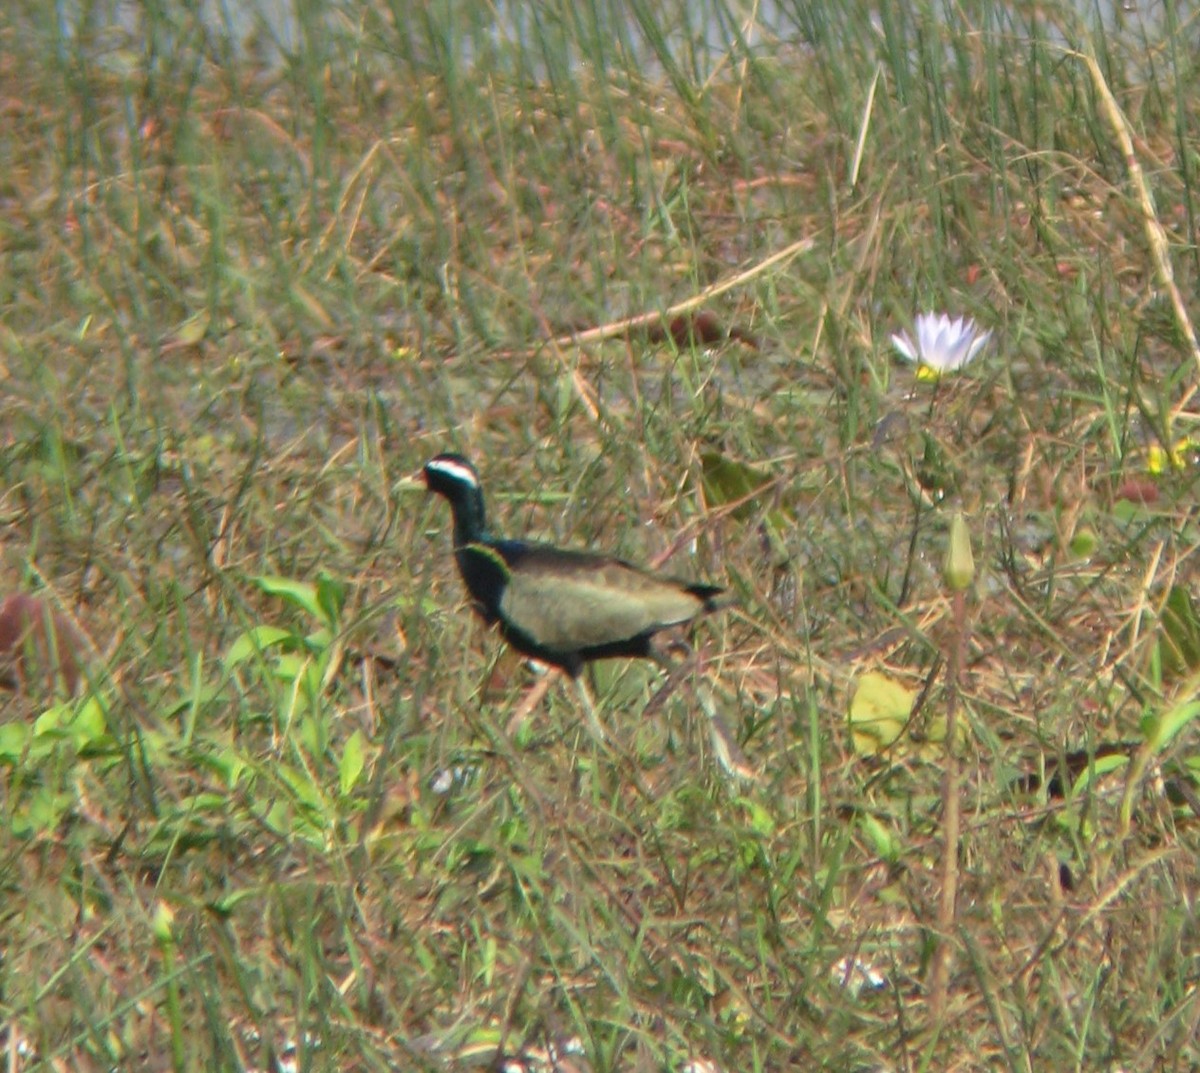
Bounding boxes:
551 236 814 348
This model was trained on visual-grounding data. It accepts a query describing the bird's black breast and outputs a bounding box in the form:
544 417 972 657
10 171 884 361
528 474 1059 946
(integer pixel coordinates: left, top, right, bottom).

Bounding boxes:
455 542 512 622
453 540 583 673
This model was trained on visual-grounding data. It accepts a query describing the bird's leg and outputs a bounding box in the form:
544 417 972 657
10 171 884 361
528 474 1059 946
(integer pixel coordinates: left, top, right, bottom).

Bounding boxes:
572 672 663 803
694 679 755 781
647 637 755 781
498 663 608 746
505 673 553 736
573 674 609 743
642 634 693 719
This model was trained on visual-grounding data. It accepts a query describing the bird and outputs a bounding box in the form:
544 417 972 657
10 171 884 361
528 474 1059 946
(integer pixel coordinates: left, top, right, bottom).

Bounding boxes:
420 452 728 734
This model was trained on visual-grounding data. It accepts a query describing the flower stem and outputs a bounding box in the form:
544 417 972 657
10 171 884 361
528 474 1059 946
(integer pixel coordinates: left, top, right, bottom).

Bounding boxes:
930 585 966 1018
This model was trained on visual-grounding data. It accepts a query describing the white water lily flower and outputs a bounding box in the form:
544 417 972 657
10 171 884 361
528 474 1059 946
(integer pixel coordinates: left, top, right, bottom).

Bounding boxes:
892 312 991 379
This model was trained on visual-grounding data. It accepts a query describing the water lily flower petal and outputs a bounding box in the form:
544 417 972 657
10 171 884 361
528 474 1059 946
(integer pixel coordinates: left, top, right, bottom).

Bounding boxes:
891 330 920 363
892 311 990 376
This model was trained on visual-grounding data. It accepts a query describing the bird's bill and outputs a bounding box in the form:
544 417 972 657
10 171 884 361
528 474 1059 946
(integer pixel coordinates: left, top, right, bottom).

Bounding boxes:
394 471 427 495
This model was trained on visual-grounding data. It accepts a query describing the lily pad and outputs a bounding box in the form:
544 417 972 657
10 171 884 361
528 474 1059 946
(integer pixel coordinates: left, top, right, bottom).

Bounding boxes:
848 671 915 756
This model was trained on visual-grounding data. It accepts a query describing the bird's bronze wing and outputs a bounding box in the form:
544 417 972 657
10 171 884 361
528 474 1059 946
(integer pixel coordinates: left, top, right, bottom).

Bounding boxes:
495 543 713 653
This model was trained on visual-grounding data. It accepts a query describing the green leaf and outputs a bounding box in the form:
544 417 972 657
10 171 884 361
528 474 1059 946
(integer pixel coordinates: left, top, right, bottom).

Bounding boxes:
33 703 72 739
209 887 263 915
316 572 347 626
1068 751 1130 794
254 576 325 621
273 651 311 683
340 730 366 795
275 761 327 813
70 697 110 750
700 450 774 520
1069 526 1098 560
1160 585 1200 677
172 310 210 347
0 721 31 763
198 748 250 789
23 785 74 836
699 450 793 562
225 625 296 669
1142 697 1200 753
304 627 334 654
28 700 113 757
742 799 775 837
858 812 902 864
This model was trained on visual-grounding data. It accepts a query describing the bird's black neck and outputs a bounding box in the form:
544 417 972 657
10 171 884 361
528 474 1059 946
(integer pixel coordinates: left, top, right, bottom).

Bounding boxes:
448 484 489 549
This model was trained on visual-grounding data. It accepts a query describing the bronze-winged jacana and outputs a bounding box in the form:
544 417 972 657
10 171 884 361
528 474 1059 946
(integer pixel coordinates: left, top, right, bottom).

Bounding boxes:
421 453 728 736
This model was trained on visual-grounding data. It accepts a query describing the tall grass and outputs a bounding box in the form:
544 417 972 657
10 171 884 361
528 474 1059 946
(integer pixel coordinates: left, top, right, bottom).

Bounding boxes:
2 0 1200 1068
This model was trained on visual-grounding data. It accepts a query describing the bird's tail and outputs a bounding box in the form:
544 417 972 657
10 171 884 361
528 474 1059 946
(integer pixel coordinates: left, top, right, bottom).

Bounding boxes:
688 583 734 613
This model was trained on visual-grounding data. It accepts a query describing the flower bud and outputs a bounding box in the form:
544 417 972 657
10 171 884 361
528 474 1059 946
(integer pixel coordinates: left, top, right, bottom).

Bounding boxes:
944 512 975 592
152 901 176 946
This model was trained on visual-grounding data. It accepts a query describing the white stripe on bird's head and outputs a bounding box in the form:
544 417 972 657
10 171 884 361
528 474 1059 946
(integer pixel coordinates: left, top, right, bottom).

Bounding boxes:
425 455 480 488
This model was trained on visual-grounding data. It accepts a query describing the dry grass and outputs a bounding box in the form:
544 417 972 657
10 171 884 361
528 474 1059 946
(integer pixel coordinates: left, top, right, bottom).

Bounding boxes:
2 1 1200 1070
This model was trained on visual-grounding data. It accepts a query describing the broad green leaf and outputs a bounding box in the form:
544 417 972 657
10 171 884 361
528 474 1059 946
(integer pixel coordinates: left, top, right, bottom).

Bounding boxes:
254 576 324 621
32 705 64 736
273 651 311 682
31 697 116 757
0 721 31 763
70 697 109 750
305 627 334 653
275 761 328 813
316 572 347 625
225 625 296 668
194 747 250 788
23 785 74 835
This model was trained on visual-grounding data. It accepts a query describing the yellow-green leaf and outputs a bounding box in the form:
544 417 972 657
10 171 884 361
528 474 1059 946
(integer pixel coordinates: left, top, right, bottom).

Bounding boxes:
172 310 210 347
849 671 915 756
340 730 366 795
700 450 774 520
858 812 902 863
